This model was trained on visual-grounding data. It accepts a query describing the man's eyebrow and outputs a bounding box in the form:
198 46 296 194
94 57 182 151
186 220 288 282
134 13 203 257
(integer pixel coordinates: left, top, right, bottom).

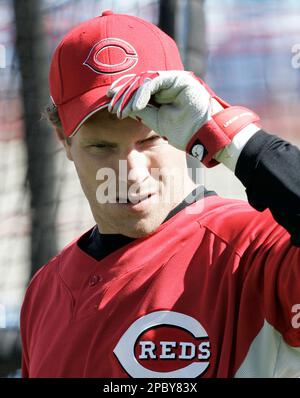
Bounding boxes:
81 133 160 146
81 139 118 146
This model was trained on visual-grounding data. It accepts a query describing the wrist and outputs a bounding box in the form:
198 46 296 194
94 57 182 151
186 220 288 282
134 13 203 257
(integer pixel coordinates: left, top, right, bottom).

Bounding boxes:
186 105 261 167
213 124 261 172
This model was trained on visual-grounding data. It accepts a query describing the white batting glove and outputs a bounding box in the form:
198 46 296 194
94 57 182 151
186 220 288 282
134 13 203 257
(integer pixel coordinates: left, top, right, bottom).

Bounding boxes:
107 71 261 167
108 71 212 149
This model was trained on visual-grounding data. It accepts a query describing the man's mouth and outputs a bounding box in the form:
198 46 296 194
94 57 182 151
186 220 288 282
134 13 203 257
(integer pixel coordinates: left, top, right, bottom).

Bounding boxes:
116 193 154 204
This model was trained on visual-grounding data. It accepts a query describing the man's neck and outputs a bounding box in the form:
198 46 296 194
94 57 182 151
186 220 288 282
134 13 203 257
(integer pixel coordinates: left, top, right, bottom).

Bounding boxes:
77 185 217 262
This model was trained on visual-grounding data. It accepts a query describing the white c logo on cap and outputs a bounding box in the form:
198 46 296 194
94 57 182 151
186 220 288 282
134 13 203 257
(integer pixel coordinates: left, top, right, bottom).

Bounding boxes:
113 310 211 378
83 38 138 75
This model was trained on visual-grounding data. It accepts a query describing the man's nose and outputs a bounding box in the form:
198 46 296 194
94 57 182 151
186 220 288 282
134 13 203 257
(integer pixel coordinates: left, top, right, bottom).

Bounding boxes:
125 148 150 184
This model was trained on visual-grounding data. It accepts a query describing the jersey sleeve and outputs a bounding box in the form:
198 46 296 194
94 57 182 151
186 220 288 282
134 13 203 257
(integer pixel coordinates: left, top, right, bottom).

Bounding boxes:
20 260 55 378
262 237 300 346
21 352 29 378
233 227 300 377
20 288 31 378
235 130 300 247
20 274 39 378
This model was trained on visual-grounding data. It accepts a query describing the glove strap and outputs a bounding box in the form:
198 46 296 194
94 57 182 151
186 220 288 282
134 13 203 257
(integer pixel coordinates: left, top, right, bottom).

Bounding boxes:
186 106 261 167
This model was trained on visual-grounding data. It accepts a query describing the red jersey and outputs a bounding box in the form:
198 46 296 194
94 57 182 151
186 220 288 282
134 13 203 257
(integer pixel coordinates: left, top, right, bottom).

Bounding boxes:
21 196 300 377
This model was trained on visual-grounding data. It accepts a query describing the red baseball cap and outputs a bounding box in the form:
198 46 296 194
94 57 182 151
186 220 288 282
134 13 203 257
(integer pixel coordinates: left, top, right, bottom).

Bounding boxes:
49 10 184 137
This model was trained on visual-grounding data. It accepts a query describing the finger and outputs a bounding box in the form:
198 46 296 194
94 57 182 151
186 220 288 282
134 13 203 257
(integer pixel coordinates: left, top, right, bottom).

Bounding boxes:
108 75 137 112
121 79 153 119
132 73 179 109
108 83 135 114
117 78 145 116
118 72 159 117
109 74 144 116
130 79 154 111
109 72 160 117
108 96 124 116
119 95 136 119
107 74 136 97
116 75 141 118
132 105 159 132
122 82 150 118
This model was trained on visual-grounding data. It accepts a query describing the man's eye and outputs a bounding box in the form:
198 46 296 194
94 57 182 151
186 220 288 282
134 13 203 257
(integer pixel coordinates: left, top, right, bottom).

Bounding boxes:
143 136 160 143
90 144 113 149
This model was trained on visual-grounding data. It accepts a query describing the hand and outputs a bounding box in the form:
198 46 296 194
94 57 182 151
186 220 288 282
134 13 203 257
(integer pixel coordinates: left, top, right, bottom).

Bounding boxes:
107 71 260 167
107 71 216 150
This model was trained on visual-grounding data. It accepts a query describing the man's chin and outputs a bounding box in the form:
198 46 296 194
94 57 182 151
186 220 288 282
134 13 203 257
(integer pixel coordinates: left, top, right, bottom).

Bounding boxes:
115 215 166 239
119 224 158 239
94 202 173 237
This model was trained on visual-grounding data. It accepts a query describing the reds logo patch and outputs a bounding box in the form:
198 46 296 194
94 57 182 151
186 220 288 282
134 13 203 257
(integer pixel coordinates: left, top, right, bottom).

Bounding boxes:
83 38 138 75
114 311 211 378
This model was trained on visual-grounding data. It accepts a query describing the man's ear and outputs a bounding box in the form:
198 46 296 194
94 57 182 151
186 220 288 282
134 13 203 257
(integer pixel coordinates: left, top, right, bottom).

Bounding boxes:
55 127 73 161
62 138 73 161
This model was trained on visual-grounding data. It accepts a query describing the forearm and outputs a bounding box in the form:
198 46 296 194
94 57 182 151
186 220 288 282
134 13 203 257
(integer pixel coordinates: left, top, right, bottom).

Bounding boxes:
108 69 300 245
215 129 300 246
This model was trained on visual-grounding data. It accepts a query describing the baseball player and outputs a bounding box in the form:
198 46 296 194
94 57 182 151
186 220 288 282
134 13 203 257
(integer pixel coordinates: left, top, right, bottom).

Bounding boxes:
21 11 300 378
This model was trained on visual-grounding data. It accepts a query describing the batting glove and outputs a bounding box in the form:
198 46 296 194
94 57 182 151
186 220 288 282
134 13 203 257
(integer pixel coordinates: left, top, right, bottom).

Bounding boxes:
107 71 261 167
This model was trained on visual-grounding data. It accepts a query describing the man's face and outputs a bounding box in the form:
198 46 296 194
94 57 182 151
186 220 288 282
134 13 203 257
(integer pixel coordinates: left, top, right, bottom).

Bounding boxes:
63 110 196 238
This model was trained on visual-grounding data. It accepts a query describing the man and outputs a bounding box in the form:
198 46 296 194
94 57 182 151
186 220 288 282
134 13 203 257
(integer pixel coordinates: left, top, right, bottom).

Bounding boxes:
21 10 300 378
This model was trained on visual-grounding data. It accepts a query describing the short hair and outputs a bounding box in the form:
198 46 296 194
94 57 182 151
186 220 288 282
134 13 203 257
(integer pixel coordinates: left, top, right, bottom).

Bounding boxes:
45 102 61 128
44 102 71 144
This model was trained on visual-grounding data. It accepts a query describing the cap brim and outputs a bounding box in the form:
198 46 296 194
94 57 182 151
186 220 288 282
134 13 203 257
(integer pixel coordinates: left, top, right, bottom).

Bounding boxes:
59 85 111 137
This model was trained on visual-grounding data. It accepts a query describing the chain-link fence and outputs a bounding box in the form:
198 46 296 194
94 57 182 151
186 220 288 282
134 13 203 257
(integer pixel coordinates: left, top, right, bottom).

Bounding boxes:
0 0 159 377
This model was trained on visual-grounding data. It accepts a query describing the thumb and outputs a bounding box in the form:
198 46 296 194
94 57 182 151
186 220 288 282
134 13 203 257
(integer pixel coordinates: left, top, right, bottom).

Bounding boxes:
131 105 159 133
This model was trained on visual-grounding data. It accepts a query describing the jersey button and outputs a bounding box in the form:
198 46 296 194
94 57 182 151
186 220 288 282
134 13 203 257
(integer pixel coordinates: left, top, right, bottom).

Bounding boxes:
89 275 102 287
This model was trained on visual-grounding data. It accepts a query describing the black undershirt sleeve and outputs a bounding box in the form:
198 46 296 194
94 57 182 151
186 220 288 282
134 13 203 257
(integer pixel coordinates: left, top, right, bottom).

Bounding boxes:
235 130 300 247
